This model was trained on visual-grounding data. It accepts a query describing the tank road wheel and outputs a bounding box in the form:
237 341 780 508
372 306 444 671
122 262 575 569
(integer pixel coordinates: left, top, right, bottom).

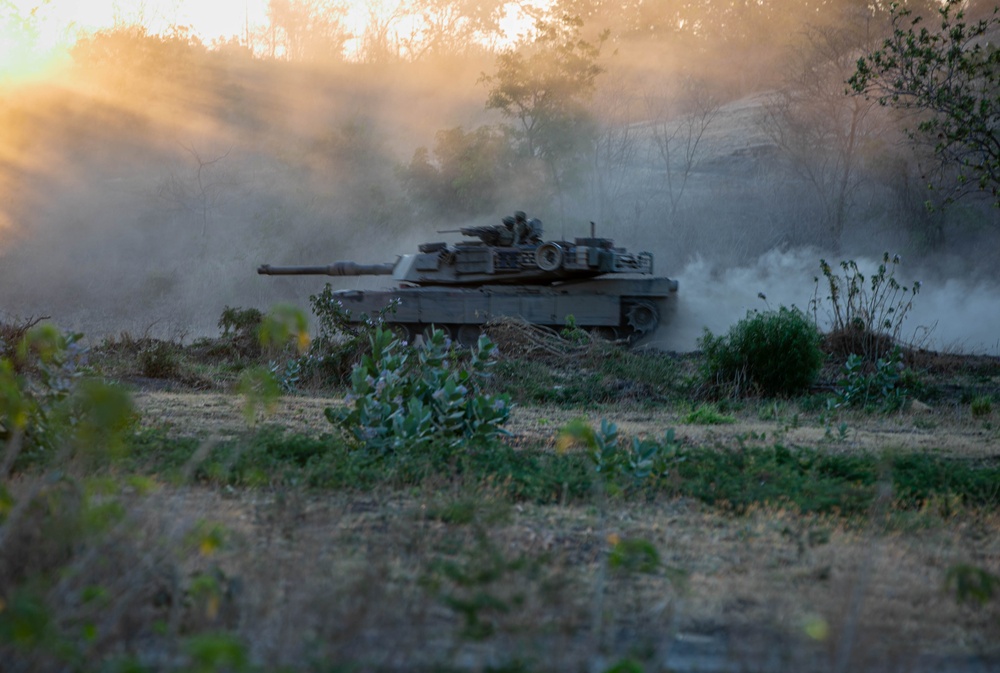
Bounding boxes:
625 301 659 338
534 242 564 271
386 323 412 344
456 324 483 348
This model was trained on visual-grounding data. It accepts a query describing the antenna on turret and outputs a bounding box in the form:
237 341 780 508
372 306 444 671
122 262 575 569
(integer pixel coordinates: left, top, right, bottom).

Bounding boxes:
590 221 595 237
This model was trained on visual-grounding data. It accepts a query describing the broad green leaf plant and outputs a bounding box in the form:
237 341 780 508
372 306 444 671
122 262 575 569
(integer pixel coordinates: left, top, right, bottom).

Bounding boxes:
327 326 511 454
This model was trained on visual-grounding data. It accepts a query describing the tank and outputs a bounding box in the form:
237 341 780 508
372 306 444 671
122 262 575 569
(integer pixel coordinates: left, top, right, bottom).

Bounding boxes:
257 215 678 347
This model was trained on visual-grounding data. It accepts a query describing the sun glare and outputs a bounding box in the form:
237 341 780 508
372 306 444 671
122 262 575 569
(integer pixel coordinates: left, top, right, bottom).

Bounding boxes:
0 0 542 82
0 0 261 81
0 1 126 81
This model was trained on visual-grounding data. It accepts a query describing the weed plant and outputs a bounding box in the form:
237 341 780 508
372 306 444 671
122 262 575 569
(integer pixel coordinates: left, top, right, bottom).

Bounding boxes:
700 306 823 397
947 565 1000 607
971 395 993 418
138 340 181 379
0 326 114 462
188 305 265 362
421 525 558 641
813 253 921 361
683 404 737 425
294 284 395 386
0 315 47 361
831 347 908 411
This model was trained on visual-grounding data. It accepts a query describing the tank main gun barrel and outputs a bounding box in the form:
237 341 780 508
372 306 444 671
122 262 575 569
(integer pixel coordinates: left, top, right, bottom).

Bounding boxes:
257 261 395 276
438 227 492 236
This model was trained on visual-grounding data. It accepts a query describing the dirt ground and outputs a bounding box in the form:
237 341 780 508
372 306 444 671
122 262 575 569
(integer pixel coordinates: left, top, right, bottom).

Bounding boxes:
131 390 1000 672
135 390 1000 459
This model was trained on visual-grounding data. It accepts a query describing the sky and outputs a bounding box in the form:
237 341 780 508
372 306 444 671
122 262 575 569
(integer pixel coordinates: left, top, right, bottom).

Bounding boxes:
6 0 274 43
0 0 539 80
1 0 268 78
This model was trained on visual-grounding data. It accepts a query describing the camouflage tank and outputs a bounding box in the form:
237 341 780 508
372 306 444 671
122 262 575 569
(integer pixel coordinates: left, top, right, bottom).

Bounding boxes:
257 213 678 346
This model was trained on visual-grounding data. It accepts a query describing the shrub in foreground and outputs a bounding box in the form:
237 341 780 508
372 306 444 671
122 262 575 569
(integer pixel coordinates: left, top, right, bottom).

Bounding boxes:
700 307 823 397
326 326 511 454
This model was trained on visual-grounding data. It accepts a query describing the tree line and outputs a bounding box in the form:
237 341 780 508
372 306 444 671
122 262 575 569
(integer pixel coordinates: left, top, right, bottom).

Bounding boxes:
10 0 1000 262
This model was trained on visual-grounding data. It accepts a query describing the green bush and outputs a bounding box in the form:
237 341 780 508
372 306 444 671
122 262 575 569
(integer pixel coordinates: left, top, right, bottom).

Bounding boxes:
700 307 823 397
831 347 908 411
211 305 264 360
326 326 511 455
217 305 263 337
683 404 736 425
0 326 134 462
971 396 993 418
139 340 180 378
297 284 397 386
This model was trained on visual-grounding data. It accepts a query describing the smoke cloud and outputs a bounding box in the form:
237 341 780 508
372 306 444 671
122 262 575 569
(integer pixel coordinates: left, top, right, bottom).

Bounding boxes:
653 249 1000 355
1 11 999 356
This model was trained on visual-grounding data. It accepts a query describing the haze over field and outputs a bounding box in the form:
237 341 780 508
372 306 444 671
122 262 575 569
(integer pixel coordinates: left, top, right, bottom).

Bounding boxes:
1 0 999 352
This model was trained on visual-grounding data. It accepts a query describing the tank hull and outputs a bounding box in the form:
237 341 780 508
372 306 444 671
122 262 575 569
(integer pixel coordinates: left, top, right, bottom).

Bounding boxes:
332 276 678 345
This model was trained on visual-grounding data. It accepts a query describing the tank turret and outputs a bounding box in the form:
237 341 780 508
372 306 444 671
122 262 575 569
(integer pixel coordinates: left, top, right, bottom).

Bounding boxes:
259 235 653 287
257 215 678 346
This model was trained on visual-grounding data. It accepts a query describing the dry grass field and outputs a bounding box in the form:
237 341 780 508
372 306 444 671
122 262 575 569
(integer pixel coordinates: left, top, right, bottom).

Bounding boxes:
3 319 999 673
125 365 1000 672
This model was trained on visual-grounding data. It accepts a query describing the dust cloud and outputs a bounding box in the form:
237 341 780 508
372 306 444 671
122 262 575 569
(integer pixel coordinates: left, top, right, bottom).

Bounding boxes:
0 49 496 339
651 249 1000 355
1 4 999 354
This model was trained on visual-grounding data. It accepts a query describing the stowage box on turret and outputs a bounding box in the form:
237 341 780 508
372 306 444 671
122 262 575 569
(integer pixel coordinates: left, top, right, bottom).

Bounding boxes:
257 213 678 346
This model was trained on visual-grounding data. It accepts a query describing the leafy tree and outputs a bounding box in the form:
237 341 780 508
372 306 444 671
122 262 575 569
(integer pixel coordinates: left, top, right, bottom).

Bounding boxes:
304 118 407 232
70 25 208 96
646 77 722 223
761 13 890 251
0 0 44 78
403 0 505 59
850 0 1000 204
358 0 407 63
402 125 520 217
264 0 350 62
479 15 607 198
584 77 647 227
542 0 681 41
